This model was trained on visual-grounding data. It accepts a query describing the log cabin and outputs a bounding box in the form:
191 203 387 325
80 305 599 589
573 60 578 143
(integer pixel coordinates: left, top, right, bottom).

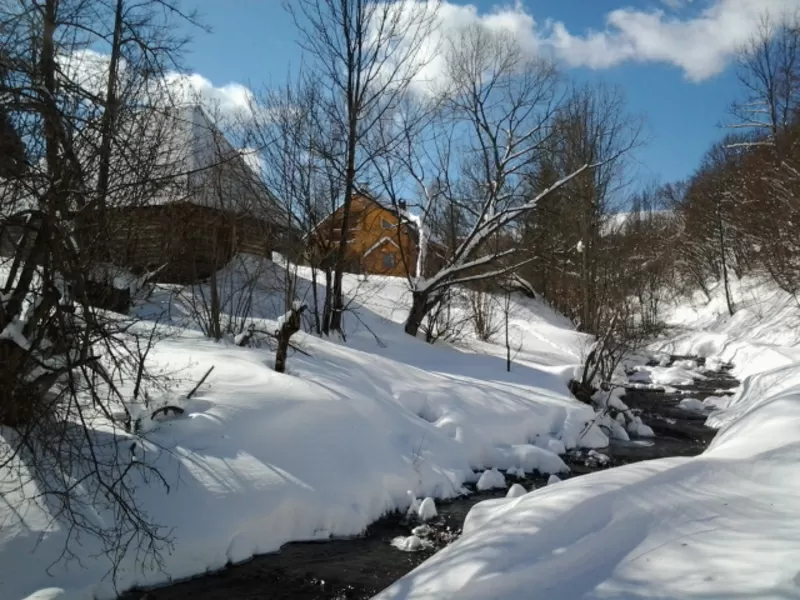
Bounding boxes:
94 104 292 283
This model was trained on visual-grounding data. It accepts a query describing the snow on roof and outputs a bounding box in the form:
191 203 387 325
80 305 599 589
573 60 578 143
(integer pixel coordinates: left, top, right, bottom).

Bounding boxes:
69 103 286 223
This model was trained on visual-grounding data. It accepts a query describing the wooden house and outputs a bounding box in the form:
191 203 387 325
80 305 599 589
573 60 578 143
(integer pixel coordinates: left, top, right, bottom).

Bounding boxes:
310 192 445 278
93 104 293 283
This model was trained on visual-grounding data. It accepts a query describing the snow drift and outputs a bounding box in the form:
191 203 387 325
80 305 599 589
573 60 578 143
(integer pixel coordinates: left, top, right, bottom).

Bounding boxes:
0 256 600 600
374 275 800 600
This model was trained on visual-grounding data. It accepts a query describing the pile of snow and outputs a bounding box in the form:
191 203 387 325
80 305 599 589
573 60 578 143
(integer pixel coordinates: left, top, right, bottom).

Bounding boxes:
0 255 604 600
416 497 438 521
505 466 525 478
679 397 708 413
374 274 800 600
505 483 527 498
476 468 507 491
390 535 431 553
626 415 655 437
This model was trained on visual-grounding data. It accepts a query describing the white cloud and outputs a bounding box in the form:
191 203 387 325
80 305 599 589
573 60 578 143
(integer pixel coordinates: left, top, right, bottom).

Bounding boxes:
61 50 257 120
390 0 800 84
548 0 800 81
164 73 256 119
383 1 541 94
660 0 693 9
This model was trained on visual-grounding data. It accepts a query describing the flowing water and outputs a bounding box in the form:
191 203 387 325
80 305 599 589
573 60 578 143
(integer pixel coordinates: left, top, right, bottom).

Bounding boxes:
125 356 738 600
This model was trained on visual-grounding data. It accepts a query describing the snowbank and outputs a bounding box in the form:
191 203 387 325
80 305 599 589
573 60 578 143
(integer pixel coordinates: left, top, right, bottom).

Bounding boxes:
373 274 800 600
0 256 599 600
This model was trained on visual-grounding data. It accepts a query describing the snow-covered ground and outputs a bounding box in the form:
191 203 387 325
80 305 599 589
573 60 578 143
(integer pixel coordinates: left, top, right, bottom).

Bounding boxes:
1 256 607 600
375 275 800 600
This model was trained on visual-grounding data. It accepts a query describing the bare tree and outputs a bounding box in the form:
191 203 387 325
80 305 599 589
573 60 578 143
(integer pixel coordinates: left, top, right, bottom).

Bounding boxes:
284 0 440 337
730 12 800 149
373 27 637 337
0 0 203 584
250 77 340 335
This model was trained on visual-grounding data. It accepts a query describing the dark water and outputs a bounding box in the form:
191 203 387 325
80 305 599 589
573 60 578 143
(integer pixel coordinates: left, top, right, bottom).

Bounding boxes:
124 357 738 600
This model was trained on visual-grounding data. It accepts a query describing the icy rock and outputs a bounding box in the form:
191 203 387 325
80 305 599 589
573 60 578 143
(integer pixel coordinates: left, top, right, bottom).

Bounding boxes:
673 359 698 370
506 483 527 498
547 439 567 455
679 397 707 413
406 490 422 515
547 474 562 485
412 524 432 538
627 416 655 437
417 497 437 521
608 417 630 441
608 394 628 412
391 535 430 552
506 466 525 478
579 423 610 449
476 468 507 491
703 395 729 410
588 449 610 463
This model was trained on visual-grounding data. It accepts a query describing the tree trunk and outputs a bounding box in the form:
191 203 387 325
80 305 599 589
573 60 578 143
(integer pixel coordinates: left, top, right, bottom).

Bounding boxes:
275 304 306 373
329 45 360 336
322 267 333 336
310 264 322 335
93 0 124 259
505 292 511 372
405 290 430 337
716 206 735 316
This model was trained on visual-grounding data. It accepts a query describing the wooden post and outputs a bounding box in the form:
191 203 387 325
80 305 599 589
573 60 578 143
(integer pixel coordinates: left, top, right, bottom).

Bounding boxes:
275 303 307 373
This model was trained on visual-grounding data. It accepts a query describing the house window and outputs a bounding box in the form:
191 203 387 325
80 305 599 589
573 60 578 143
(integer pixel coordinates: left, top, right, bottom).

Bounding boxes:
382 252 396 269
382 218 393 229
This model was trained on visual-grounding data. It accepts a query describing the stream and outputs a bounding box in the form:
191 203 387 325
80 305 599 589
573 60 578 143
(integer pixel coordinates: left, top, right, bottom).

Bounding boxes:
125 356 738 600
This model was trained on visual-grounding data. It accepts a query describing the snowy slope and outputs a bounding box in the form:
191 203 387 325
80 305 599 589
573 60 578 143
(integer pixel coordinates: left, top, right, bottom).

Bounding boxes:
0 256 601 600
374 275 800 600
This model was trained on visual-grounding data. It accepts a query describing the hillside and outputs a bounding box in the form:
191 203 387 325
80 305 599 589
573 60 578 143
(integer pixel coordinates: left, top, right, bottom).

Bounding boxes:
1 256 606 600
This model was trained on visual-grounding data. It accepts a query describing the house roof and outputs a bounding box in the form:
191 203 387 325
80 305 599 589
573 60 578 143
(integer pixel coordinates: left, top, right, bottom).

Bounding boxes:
73 103 289 225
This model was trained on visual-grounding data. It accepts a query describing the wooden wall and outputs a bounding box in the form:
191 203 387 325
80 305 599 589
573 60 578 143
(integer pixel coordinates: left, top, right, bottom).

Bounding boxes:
105 202 275 283
313 196 426 278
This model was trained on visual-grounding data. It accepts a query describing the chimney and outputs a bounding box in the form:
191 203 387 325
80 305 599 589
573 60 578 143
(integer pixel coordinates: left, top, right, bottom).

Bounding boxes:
398 200 407 212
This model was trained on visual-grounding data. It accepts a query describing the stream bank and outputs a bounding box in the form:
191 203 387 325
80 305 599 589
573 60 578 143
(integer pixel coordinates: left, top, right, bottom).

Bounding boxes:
125 356 738 600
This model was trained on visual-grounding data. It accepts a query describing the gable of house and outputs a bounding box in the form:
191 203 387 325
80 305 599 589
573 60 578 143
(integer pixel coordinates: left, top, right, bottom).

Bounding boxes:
309 191 450 278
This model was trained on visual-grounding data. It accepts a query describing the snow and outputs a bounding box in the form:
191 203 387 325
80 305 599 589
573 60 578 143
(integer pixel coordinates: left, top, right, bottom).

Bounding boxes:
703 395 728 410
505 483 527 498
374 274 800 600
475 468 506 491
417 497 438 521
390 535 431 552
627 364 706 386
411 524 432 538
547 474 562 485
679 397 708 413
626 415 655 437
0 255 603 600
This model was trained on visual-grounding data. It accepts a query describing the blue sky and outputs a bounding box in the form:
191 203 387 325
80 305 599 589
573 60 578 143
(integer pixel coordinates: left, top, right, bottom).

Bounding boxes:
174 0 774 186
